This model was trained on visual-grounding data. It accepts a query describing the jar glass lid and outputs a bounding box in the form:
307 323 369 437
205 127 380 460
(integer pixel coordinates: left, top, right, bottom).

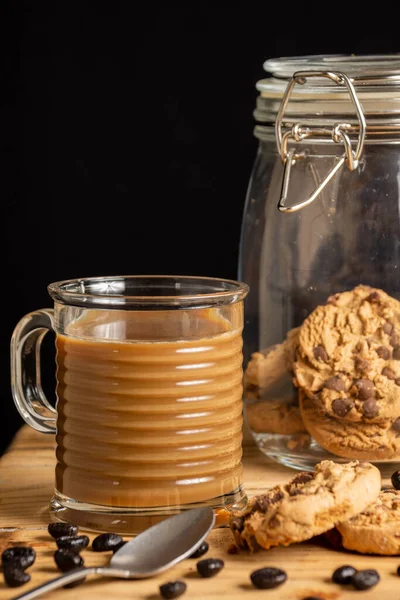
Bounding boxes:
263 54 400 80
255 54 400 125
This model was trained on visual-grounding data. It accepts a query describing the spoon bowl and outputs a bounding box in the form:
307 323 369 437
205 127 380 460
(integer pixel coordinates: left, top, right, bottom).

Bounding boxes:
13 507 216 600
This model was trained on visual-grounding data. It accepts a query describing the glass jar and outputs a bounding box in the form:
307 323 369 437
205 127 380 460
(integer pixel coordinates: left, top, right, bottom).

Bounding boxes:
239 55 400 476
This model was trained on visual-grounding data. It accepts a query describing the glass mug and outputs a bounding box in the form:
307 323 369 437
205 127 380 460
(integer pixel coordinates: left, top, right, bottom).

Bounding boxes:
10 275 249 533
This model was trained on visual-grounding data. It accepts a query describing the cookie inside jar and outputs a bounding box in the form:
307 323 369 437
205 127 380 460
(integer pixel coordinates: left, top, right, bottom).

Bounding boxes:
243 285 400 476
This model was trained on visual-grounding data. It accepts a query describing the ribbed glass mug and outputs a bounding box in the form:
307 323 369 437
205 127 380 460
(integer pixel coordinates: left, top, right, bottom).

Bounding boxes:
10 275 249 533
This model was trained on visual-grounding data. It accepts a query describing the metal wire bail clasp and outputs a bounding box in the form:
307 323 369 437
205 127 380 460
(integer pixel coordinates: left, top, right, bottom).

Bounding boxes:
276 71 366 213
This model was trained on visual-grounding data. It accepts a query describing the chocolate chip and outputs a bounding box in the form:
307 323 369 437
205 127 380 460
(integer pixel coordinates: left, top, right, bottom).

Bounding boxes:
354 378 375 399
56 535 89 552
230 517 244 532
250 567 287 589
393 418 400 432
54 549 84 572
48 522 79 539
289 488 304 497
252 490 284 513
159 581 187 599
332 398 353 417
313 345 328 362
351 569 380 590
393 346 400 360
189 541 209 559
382 322 394 335
92 533 123 552
376 346 392 360
366 291 381 302
391 470 400 489
196 558 224 578
355 357 370 372
382 367 397 380
1 547 36 570
291 472 314 485
362 398 379 419
325 376 346 392
391 333 399 346
332 565 357 584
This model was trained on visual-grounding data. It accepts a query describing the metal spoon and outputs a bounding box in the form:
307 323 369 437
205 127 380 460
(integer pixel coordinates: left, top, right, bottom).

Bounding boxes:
13 506 215 599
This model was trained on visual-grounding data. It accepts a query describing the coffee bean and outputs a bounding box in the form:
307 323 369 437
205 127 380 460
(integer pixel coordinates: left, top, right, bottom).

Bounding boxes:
2 564 31 588
325 376 345 392
159 580 187 599
332 564 357 584
92 533 123 552
354 379 375 399
112 540 128 554
383 367 397 380
250 567 287 589
48 522 79 539
391 470 400 489
196 558 224 578
393 346 400 360
56 535 89 552
376 346 392 360
382 322 394 335
393 418 400 432
351 569 380 590
54 549 84 572
1 546 36 570
362 398 380 419
332 398 353 417
189 541 209 558
313 345 328 362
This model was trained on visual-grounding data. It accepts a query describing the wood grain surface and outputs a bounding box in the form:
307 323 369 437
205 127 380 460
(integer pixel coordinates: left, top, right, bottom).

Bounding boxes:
0 427 398 600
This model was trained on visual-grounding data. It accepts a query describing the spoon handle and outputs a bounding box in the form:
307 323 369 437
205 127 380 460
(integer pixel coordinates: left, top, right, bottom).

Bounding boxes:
12 566 99 600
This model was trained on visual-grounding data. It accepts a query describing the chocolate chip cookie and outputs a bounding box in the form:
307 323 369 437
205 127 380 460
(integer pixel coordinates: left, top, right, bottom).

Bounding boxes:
244 328 305 434
229 460 381 551
245 398 307 435
293 285 400 458
337 489 400 555
299 390 400 459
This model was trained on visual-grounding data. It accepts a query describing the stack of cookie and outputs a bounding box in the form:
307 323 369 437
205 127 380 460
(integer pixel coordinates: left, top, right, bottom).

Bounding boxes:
245 285 400 460
230 460 400 556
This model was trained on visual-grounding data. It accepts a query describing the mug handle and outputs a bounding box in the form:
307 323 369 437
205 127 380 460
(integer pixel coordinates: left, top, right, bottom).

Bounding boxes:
10 309 57 434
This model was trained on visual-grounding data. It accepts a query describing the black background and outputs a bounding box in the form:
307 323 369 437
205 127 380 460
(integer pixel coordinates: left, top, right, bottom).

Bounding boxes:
2 2 399 455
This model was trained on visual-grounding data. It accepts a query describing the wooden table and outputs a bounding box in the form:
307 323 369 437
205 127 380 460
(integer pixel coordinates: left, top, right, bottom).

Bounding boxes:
0 427 398 599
